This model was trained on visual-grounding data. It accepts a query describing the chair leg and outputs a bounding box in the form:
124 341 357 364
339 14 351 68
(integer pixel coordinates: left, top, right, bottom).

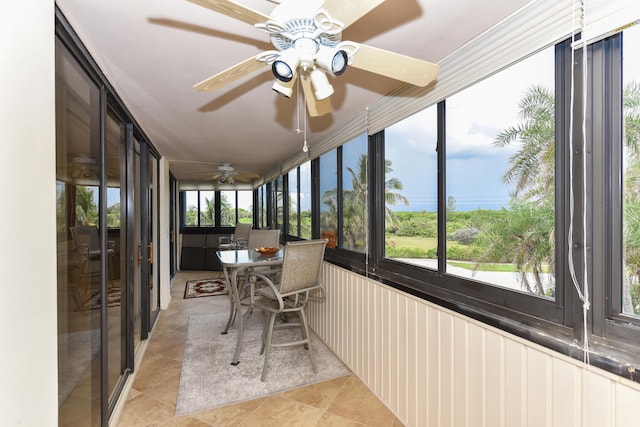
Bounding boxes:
261 311 277 382
299 308 317 374
222 294 236 334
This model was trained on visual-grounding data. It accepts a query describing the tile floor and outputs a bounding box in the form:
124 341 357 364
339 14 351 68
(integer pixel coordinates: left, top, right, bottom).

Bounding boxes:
115 270 404 427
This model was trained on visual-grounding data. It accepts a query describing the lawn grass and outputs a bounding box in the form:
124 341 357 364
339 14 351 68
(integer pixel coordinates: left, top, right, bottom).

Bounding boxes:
387 235 550 273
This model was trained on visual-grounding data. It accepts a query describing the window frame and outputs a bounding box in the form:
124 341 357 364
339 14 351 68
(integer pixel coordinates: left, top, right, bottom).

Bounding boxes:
179 189 255 231
267 33 640 382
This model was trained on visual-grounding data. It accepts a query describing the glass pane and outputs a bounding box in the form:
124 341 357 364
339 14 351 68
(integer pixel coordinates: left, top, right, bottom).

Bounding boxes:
105 110 125 405
299 161 312 239
220 190 235 226
320 149 338 248
622 25 640 317
341 134 368 251
289 168 299 236
275 177 284 231
237 190 253 225
183 191 198 226
199 191 215 226
56 38 102 426
385 105 437 267
258 186 266 228
446 46 556 297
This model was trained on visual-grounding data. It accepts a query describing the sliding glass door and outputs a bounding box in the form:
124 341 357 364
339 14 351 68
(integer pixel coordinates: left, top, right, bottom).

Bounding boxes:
56 32 162 425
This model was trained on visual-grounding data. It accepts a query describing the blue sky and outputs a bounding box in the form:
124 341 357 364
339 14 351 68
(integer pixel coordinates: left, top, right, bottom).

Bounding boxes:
385 45 556 212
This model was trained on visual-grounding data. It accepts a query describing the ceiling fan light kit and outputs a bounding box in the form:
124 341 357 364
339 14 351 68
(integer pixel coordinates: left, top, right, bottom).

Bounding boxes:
187 0 440 117
308 68 333 100
272 77 296 98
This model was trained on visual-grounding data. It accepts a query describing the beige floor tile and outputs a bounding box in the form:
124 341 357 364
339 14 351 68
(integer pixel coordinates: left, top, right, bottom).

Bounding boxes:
327 376 395 427
190 397 267 426
315 411 368 427
144 373 181 408
281 376 349 410
117 394 175 427
146 329 187 360
238 395 325 427
133 352 183 392
159 415 213 426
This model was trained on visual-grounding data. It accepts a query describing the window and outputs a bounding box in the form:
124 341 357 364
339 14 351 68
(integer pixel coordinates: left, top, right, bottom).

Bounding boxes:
198 191 215 226
384 104 437 267
299 161 312 239
319 149 337 248
220 190 235 226
274 177 284 232
288 168 299 236
181 190 252 228
621 25 640 319
445 46 556 297
237 191 252 224
341 135 368 251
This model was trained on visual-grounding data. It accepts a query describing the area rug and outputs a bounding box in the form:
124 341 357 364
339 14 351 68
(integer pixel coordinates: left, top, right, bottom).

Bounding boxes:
184 279 227 299
175 312 351 415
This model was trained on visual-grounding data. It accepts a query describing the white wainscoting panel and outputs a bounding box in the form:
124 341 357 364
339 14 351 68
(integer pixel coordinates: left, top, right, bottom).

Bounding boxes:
306 263 640 427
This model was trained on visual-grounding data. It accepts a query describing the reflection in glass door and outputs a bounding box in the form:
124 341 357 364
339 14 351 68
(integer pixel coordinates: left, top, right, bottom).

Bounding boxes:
56 38 102 426
105 110 126 409
130 136 143 353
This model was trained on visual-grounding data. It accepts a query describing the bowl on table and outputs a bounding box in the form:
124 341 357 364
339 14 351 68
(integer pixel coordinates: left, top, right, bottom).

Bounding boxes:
255 246 280 256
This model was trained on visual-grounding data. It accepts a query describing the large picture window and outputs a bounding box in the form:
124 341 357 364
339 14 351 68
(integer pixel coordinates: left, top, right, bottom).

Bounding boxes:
384 104 437 267
621 25 640 318
445 46 556 297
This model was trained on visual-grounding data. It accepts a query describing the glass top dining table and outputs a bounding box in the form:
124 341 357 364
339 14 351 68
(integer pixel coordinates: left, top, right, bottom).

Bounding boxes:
216 248 284 365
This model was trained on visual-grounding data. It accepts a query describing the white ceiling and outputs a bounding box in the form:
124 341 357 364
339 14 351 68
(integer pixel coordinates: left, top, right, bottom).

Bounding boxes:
56 0 531 186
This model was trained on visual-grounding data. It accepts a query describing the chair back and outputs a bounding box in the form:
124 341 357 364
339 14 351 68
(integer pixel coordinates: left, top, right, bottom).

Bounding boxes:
247 229 280 249
234 222 252 241
70 225 100 253
279 239 328 294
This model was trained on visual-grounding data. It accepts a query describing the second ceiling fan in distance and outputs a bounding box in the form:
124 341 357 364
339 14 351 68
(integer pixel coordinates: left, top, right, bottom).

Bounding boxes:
186 0 440 117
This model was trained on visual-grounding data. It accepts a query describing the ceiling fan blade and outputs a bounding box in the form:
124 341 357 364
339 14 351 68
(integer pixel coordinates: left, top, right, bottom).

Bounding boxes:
320 0 386 29
233 173 260 182
194 55 268 92
349 42 439 87
186 0 270 26
301 76 332 117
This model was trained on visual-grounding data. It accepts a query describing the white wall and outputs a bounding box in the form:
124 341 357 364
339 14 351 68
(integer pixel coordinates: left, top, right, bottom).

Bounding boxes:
0 1 58 425
308 263 640 427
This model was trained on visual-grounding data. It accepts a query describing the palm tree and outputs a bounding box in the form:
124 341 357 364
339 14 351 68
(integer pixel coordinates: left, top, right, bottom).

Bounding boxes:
75 185 99 226
322 154 408 250
220 194 234 226
485 85 556 294
489 82 640 300
494 85 555 205
201 196 215 226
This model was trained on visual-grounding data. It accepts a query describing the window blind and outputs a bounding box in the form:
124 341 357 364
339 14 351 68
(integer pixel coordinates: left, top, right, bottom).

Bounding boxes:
583 0 640 45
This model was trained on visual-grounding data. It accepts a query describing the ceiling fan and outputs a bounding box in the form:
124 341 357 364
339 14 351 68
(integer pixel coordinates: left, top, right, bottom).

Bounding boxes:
187 0 440 117
211 163 260 184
